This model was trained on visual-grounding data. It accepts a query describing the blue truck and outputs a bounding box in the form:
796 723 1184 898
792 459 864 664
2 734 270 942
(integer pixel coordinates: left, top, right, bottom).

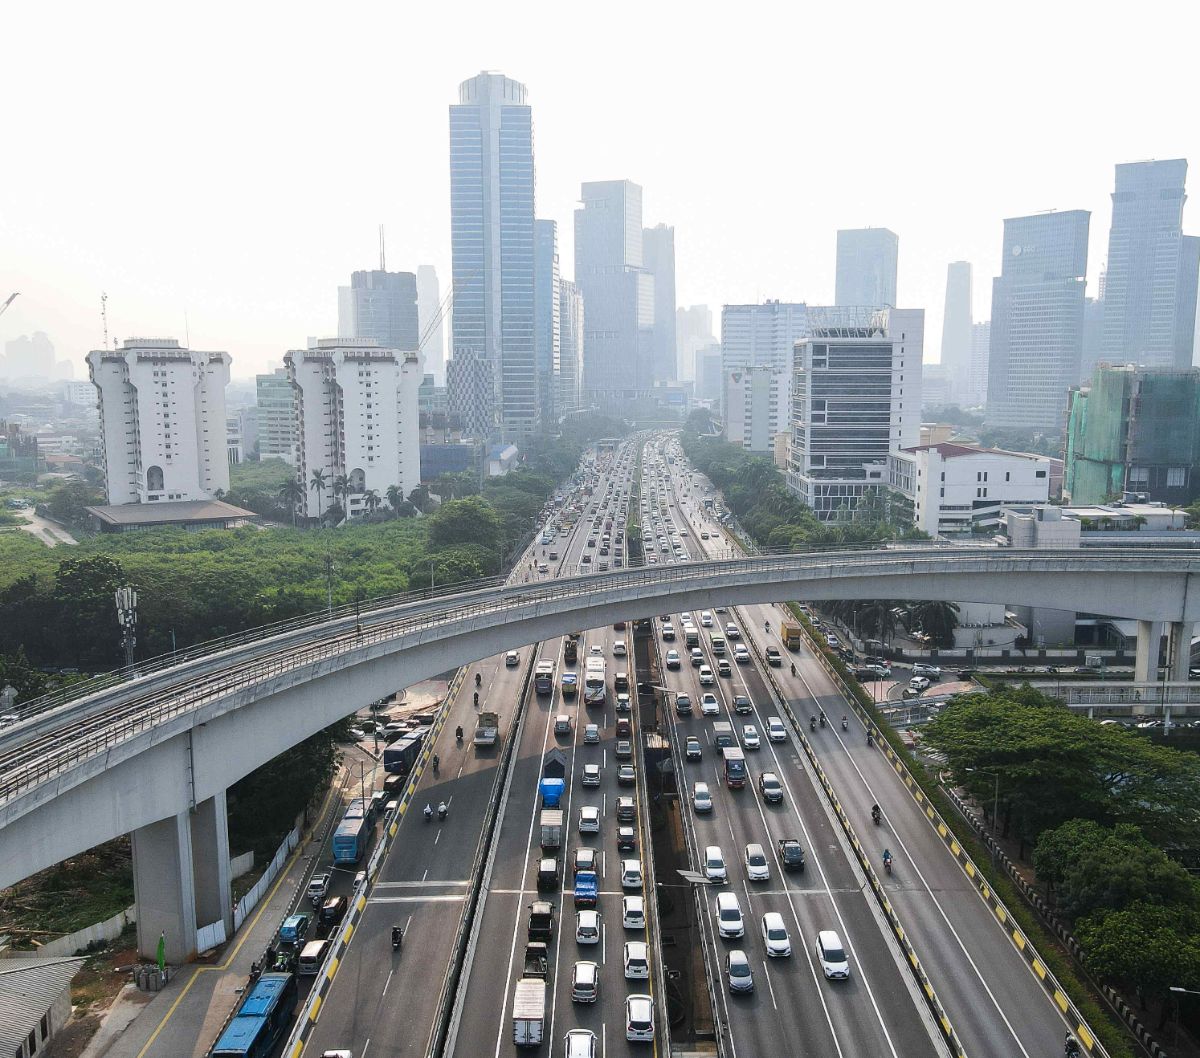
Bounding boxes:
573 870 598 908
539 778 565 808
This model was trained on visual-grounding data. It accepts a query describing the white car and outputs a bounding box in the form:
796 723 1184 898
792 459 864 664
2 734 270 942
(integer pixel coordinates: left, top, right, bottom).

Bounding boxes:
744 843 770 882
662 622 676 641
582 763 601 787
913 663 942 678
625 994 655 1042
825 634 840 648
584 723 600 744
589 644 603 656
908 676 931 692
693 781 713 813
576 909 601 944
698 666 715 686
623 940 650 979
565 1029 597 1057
726 949 754 993
579 806 601 833
700 692 720 715
733 645 751 664
762 912 791 957
621 859 643 889
614 640 627 656
506 650 520 666
622 895 646 929
816 929 850 979
766 716 787 743
701 610 713 627
665 649 681 670
704 845 727 882
574 847 598 874
725 623 741 639
715 891 744 938
742 725 761 750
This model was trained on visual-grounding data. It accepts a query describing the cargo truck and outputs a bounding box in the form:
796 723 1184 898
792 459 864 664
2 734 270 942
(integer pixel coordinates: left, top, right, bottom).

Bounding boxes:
512 978 547 1047
781 619 804 650
474 711 500 748
573 870 598 908
539 809 563 849
522 942 549 979
564 633 581 664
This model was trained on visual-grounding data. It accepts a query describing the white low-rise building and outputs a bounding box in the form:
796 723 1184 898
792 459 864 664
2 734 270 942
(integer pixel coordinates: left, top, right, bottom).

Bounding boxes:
285 338 422 522
889 442 1052 537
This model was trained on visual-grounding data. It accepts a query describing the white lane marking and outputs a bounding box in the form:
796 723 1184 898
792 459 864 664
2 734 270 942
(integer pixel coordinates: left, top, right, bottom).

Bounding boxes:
370 895 466 903
381 969 394 998
761 960 779 1010
361 1038 371 1058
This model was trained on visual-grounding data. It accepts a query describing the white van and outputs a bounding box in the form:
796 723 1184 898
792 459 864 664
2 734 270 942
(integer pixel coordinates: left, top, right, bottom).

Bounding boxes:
298 939 329 975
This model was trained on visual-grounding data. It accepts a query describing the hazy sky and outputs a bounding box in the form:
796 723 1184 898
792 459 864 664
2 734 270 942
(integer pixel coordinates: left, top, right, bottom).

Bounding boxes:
3 0 1198 379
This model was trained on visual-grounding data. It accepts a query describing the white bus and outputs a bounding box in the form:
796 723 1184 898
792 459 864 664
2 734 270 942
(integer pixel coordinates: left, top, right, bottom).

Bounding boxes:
584 657 607 707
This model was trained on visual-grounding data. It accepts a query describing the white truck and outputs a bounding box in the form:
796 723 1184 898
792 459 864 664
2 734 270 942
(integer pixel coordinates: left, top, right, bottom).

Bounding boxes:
474 711 500 748
512 977 547 1047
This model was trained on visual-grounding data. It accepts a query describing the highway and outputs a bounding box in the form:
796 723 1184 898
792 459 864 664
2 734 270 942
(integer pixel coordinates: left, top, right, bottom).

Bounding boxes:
643 442 945 1058
658 437 1080 1058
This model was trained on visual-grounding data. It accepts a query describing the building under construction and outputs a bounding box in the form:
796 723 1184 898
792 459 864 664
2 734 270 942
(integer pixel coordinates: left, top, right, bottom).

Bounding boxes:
1063 363 1200 506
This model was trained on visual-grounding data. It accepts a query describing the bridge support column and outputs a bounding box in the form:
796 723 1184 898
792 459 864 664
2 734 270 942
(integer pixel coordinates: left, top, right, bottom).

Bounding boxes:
1134 620 1164 683
1167 622 1194 683
132 792 231 964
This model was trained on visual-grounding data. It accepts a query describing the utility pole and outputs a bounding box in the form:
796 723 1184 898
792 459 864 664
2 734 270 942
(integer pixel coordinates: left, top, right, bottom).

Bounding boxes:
324 554 336 614
115 586 138 669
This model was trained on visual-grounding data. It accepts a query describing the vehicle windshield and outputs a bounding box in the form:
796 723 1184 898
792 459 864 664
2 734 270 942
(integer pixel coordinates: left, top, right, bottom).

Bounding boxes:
768 926 786 940
825 944 846 961
731 960 750 976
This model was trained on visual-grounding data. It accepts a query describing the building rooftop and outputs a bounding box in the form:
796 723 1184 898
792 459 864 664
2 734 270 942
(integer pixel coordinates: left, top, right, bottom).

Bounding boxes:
902 442 1046 461
0 957 85 1054
85 499 255 527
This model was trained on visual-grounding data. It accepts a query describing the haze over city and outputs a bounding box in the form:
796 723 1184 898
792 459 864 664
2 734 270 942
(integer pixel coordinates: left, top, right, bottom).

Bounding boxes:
3 0 1198 375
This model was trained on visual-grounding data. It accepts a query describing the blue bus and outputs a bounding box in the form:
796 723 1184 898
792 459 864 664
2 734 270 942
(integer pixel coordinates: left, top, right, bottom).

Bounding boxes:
332 815 369 865
383 733 424 775
210 972 297 1058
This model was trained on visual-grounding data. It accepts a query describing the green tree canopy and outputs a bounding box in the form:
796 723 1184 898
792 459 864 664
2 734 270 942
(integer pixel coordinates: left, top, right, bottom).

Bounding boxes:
1075 902 1200 1004
428 497 504 555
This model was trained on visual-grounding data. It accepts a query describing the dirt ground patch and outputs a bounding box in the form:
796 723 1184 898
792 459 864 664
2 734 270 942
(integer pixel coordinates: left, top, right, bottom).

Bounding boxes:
42 943 142 1058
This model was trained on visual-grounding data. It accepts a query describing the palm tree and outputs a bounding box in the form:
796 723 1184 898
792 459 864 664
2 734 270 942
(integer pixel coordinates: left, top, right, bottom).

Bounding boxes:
363 489 381 515
386 484 404 512
277 479 305 527
332 474 351 509
309 469 327 526
907 600 961 648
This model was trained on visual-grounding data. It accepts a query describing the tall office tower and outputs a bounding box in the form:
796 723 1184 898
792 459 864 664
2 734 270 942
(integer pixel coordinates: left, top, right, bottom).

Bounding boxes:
416 265 445 385
1064 363 1200 505
87 338 231 505
557 279 585 417
575 179 655 405
835 228 899 308
643 223 677 383
787 307 923 521
535 219 561 426
285 338 422 521
338 270 420 353
448 71 538 443
676 304 714 381
969 321 991 406
720 302 808 451
940 262 973 402
694 343 723 403
1101 159 1200 370
1078 297 1106 384
256 368 297 464
986 210 1090 432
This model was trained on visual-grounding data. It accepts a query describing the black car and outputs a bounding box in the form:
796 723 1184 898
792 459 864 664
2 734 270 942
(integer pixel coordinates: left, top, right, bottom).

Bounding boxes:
758 772 784 804
615 739 633 759
777 838 806 872
685 736 702 761
318 896 348 934
618 826 638 852
617 764 636 786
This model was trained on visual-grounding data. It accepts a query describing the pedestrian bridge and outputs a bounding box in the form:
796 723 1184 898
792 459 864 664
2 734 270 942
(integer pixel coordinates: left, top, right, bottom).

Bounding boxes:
0 546 1196 959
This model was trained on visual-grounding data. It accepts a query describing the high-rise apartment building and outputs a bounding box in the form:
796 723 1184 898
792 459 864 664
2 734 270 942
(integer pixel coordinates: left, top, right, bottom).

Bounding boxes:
87 338 231 505
676 304 715 382
1063 363 1200 505
255 368 296 464
535 219 561 426
694 344 723 403
338 270 420 352
285 338 421 522
986 210 1090 432
448 71 538 443
970 321 991 406
787 307 923 520
940 262 973 402
835 228 898 308
575 179 655 405
1101 159 1200 370
557 279 585 417
720 302 808 452
643 223 677 383
416 265 445 385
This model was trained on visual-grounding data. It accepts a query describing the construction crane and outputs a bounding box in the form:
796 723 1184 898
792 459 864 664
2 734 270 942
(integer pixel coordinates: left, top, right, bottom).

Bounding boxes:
0 292 19 318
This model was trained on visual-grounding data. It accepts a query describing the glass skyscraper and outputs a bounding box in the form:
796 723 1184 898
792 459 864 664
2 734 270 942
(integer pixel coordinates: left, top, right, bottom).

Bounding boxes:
338 270 420 352
535 218 560 425
1101 159 1200 370
448 71 538 442
835 228 899 308
986 210 1090 432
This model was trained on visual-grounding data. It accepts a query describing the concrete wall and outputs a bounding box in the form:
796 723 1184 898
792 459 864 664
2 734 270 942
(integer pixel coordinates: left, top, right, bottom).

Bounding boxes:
2 906 134 960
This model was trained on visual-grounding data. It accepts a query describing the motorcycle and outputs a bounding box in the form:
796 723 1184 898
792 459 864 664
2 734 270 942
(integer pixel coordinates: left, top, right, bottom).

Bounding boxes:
475 672 482 688
423 803 433 822
473 691 480 708
867 731 874 747
1064 1034 1081 1058
790 663 797 677
819 713 826 729
883 852 893 876
841 716 848 731
809 716 816 731
871 805 881 825
437 801 448 821
456 726 464 744
432 754 439 774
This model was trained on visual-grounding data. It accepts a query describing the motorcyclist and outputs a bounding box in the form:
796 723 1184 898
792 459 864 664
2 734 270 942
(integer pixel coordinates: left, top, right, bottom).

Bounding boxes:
1064 1033 1081 1057
437 801 448 820
791 662 797 676
473 691 479 707
432 754 440 773
764 620 770 633
475 672 482 688
867 730 874 747
871 803 881 824
423 803 433 821
456 725 464 742
882 848 893 870
810 716 816 731
819 713 826 728
841 715 848 730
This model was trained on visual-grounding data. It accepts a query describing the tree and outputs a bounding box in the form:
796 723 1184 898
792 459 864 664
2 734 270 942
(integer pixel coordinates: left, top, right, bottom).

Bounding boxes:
907 600 960 647
53 555 126 668
323 502 345 527
309 469 328 525
1075 902 1200 1008
332 474 351 509
428 497 503 555
385 484 405 512
363 489 381 515
0 648 49 704
408 484 434 514
278 479 305 527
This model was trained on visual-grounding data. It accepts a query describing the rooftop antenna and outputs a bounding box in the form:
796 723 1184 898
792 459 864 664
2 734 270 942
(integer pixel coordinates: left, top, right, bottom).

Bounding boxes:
379 224 386 271
101 292 110 349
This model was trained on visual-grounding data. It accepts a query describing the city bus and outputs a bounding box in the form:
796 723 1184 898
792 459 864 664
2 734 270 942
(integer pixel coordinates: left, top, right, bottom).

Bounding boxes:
534 661 555 695
332 813 370 865
584 657 607 707
210 972 297 1058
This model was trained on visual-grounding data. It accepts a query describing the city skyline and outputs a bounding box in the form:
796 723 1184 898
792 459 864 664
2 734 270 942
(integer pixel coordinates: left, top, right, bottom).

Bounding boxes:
3 4 1200 378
